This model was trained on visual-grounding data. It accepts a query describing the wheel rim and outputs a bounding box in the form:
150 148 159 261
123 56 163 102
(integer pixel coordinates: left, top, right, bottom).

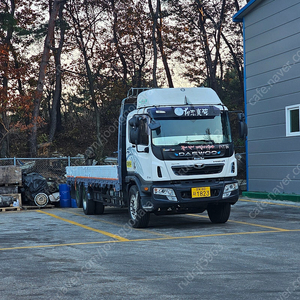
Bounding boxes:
82 188 87 210
34 193 48 207
130 192 138 220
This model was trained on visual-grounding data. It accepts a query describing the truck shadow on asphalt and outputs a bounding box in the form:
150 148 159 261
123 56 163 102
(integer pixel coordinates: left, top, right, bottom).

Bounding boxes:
83 207 231 230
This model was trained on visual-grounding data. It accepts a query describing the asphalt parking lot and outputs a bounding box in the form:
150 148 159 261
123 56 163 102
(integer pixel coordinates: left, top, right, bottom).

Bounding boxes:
1 198 300 300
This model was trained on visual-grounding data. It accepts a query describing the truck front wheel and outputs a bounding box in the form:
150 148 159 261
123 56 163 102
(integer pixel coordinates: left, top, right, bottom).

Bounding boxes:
128 185 150 228
82 186 95 215
207 203 231 223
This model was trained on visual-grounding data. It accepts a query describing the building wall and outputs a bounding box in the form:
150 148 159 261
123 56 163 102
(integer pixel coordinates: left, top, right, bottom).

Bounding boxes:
244 0 300 194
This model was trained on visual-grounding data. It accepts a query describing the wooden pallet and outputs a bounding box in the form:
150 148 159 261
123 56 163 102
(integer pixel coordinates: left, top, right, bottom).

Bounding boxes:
0 206 21 212
22 205 55 210
0 193 22 210
0 166 22 186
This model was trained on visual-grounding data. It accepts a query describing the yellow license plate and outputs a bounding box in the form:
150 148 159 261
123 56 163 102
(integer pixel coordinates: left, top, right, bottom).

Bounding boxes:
191 187 211 198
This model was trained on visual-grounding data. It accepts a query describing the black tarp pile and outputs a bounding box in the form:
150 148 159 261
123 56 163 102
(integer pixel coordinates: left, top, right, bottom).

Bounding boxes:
22 173 49 203
21 172 61 207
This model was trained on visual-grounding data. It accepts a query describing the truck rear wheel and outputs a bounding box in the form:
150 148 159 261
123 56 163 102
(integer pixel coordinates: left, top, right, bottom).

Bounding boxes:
207 203 231 223
82 186 95 215
95 202 104 215
75 184 83 208
128 185 150 228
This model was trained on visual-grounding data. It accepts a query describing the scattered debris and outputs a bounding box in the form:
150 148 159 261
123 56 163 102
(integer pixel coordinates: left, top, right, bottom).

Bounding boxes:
0 195 14 207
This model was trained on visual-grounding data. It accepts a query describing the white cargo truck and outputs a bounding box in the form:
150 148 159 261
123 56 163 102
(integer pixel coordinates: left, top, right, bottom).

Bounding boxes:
66 87 244 228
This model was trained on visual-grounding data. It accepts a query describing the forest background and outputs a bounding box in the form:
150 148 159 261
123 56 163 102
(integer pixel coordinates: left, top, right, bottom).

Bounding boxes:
0 0 247 161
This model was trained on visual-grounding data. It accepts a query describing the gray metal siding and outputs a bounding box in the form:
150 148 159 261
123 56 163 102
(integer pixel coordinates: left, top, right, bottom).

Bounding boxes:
243 0 300 194
246 18 300 53
247 64 300 93
248 152 300 166
248 138 300 154
247 92 300 115
244 0 294 28
246 32 300 67
245 2 300 40
247 110 283 127
248 179 300 194
246 48 300 77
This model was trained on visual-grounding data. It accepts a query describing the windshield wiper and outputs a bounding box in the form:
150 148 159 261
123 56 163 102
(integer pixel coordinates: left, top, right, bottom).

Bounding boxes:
184 139 215 144
178 143 190 146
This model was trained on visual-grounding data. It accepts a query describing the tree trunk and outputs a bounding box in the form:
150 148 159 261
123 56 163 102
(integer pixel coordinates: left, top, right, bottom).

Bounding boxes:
29 0 61 157
0 0 15 157
195 0 217 91
195 0 226 94
156 0 174 88
111 0 128 85
49 2 66 142
148 0 159 88
70 5 102 155
202 2 244 95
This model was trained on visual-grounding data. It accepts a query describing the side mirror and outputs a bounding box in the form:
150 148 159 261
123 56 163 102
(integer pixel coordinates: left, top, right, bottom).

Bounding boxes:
129 116 139 127
129 126 140 144
129 116 140 144
237 113 244 122
149 120 161 130
238 113 248 139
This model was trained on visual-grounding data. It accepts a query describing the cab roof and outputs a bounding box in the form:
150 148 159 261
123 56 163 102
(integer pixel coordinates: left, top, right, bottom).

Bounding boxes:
136 87 223 109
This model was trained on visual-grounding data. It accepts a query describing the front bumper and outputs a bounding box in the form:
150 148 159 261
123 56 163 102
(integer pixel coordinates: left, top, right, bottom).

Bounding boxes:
140 178 239 213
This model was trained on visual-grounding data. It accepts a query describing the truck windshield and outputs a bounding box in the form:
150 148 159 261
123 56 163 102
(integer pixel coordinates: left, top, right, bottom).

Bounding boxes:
152 112 232 146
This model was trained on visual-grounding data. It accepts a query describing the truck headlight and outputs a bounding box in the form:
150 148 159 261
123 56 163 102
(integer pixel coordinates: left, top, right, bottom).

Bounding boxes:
153 188 177 201
222 183 239 198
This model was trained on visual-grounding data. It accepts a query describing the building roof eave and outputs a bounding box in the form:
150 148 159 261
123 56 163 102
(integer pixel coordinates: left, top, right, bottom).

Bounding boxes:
233 0 265 22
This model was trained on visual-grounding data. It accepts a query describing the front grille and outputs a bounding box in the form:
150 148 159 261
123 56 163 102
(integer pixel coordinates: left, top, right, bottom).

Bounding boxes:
172 164 224 176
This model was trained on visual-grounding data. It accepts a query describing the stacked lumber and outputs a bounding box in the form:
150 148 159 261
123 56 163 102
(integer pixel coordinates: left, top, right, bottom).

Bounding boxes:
0 166 22 212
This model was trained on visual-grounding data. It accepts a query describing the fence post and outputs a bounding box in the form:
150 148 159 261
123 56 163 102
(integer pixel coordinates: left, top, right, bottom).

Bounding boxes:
13 157 16 166
68 156 71 166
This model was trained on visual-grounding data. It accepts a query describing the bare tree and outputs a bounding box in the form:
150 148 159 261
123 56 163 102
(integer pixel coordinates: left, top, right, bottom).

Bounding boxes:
0 0 15 157
156 0 174 88
111 0 128 86
195 0 226 93
148 0 159 88
49 0 66 142
30 0 64 157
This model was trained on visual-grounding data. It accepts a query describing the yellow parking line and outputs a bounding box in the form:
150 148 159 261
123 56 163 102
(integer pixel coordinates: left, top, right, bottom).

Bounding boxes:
188 214 289 232
61 209 173 238
37 210 129 242
129 230 286 242
0 240 118 251
227 220 289 232
2 229 299 251
239 198 300 208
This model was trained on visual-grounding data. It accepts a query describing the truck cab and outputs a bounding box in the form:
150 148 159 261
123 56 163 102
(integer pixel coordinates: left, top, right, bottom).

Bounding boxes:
119 87 239 227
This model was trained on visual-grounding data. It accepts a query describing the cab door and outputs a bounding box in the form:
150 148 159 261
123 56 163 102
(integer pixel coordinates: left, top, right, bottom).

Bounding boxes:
126 115 152 181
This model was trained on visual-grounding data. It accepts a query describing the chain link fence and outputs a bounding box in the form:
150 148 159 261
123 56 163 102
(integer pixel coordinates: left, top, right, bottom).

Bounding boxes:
0 157 86 184
0 156 118 182
0 156 118 207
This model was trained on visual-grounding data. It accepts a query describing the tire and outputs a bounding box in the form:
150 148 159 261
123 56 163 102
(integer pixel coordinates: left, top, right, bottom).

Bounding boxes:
95 202 105 215
128 185 150 228
70 184 76 200
82 186 95 215
207 203 231 223
34 193 49 207
75 184 83 208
